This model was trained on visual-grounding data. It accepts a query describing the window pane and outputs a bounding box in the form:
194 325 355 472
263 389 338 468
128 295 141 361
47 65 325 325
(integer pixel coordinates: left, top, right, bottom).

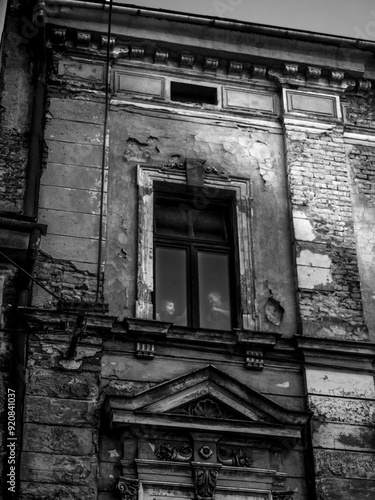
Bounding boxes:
192 210 227 241
198 252 231 330
154 203 188 237
155 247 187 326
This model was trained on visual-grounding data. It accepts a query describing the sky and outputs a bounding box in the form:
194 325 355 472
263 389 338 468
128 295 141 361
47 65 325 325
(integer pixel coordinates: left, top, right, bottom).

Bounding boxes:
120 0 375 40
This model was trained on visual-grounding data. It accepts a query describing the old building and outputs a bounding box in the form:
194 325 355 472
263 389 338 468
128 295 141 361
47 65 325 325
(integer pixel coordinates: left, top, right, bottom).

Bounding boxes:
1 1 375 499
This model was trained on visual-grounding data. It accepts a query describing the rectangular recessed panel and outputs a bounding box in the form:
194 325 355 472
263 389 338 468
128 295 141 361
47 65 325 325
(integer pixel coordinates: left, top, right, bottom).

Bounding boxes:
58 60 104 82
171 81 217 104
116 72 164 97
285 90 339 117
224 88 276 113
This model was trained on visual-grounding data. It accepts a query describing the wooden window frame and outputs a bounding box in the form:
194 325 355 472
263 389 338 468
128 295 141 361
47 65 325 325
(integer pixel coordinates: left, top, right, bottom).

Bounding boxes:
136 163 256 330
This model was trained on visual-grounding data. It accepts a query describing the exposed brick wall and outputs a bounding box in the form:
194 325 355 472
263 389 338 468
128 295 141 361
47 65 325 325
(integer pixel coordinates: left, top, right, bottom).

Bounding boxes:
285 126 366 337
344 92 375 128
32 252 101 308
0 129 28 213
349 145 375 206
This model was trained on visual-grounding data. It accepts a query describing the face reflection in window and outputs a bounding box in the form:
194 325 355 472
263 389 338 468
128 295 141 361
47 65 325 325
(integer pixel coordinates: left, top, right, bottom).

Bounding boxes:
155 247 187 326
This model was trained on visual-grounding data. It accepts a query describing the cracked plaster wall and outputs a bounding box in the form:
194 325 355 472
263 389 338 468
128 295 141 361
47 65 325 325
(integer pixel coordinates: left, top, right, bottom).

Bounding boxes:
106 108 297 333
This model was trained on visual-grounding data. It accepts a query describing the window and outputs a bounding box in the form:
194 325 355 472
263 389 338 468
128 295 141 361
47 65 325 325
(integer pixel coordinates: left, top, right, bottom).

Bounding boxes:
136 163 255 331
153 187 236 329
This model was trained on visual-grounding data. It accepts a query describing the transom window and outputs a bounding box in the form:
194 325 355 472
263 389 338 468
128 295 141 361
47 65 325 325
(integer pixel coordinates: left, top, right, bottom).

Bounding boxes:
154 187 236 330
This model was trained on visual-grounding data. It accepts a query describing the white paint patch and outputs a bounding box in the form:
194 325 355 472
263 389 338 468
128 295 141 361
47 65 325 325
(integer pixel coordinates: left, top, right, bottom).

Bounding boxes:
108 449 120 458
276 381 290 388
293 216 316 242
149 442 155 452
297 249 331 268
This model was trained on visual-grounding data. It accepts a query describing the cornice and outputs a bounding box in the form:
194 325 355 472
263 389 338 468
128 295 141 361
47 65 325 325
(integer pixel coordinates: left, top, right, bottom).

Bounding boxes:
295 335 375 372
46 26 373 95
44 1 375 54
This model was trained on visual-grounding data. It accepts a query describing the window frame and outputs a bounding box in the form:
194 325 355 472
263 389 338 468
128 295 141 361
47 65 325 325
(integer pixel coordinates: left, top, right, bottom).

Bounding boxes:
153 187 237 329
136 163 256 330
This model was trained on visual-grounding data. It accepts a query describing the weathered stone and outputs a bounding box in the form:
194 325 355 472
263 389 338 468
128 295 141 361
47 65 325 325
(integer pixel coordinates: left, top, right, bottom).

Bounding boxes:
315 449 375 479
27 369 99 399
312 422 375 451
305 369 375 398
24 395 99 426
308 395 375 424
316 477 375 500
21 452 98 485
20 481 96 500
23 424 96 455
48 98 105 124
45 119 103 145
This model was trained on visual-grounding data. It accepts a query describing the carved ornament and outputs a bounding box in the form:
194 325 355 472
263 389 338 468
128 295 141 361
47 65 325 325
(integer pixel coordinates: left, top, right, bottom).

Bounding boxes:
199 445 213 460
283 63 299 76
272 491 295 500
76 31 91 46
251 65 267 79
245 350 264 370
154 442 193 462
357 79 372 92
305 66 322 79
180 53 195 67
329 70 345 82
117 477 139 500
161 161 228 179
135 341 155 359
131 47 145 59
101 35 116 50
229 61 243 74
154 50 169 63
204 57 219 72
217 446 252 467
51 28 66 44
192 463 222 500
177 399 229 419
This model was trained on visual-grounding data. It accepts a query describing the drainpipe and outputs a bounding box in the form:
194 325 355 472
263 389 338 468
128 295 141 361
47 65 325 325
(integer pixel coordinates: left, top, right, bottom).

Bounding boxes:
23 1 46 219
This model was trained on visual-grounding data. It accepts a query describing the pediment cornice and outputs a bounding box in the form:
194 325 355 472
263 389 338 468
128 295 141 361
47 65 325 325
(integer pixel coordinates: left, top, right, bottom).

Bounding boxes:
106 365 311 440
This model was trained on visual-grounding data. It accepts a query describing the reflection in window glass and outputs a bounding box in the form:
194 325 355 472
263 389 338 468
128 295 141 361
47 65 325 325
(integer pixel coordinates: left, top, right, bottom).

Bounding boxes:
198 252 231 330
154 203 188 237
155 247 187 326
192 210 227 241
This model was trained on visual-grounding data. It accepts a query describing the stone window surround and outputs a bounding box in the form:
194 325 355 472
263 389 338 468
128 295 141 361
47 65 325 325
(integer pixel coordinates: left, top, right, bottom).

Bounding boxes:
136 163 256 330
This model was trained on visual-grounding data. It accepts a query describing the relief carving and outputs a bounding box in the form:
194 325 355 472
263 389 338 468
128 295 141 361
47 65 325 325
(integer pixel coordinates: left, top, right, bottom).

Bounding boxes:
271 491 295 500
117 477 139 500
175 399 229 419
192 463 222 500
217 446 252 467
155 442 193 462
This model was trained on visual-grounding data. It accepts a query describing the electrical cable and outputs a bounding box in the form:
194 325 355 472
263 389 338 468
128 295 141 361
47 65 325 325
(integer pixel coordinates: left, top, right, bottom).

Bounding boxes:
96 0 113 303
0 249 65 303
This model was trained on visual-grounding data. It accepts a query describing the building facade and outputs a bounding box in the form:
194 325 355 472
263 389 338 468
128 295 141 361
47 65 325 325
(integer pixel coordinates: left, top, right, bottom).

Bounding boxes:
1 1 375 499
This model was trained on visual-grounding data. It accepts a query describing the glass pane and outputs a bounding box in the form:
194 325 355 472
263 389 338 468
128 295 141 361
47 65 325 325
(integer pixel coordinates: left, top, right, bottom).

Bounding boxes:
192 210 227 241
198 252 231 330
154 203 188 237
155 247 187 326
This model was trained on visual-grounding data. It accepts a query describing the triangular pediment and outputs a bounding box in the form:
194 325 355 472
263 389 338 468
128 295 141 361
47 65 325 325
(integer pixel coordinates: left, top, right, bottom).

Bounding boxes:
106 365 310 440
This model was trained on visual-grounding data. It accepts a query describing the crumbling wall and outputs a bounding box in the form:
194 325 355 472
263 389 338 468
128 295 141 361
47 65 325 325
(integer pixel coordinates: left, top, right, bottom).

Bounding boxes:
106 104 297 333
285 125 366 339
32 85 107 307
19 328 103 499
341 91 375 338
0 11 34 213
